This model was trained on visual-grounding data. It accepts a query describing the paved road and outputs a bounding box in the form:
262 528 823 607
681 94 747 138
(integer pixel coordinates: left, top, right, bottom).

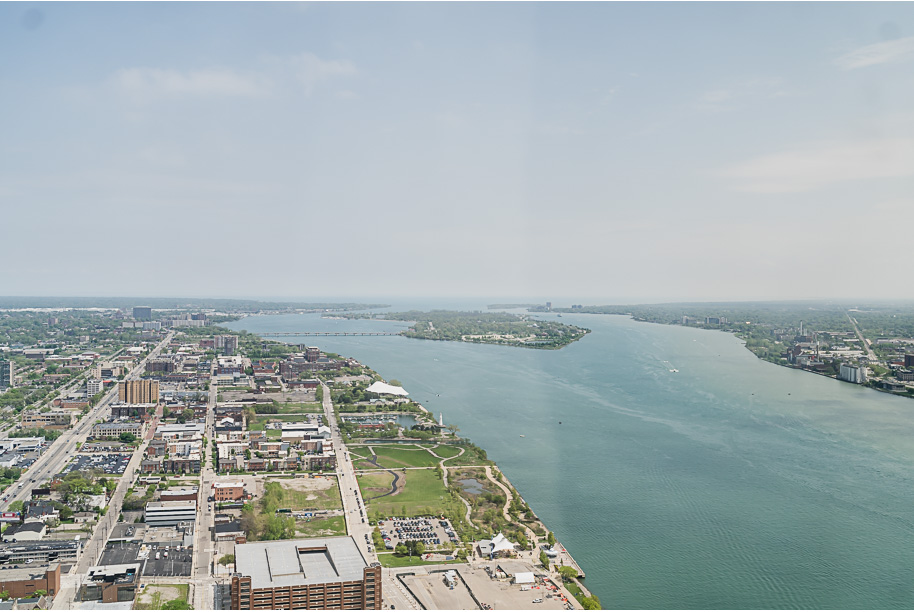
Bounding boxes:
847 313 878 362
49 332 175 610
322 383 378 563
2 332 174 512
191 358 218 610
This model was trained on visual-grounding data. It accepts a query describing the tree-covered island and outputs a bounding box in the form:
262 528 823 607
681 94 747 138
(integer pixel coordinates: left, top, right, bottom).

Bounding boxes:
340 310 589 349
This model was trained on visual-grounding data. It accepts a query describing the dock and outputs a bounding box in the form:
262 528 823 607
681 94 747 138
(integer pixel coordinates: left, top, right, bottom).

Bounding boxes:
555 542 586 579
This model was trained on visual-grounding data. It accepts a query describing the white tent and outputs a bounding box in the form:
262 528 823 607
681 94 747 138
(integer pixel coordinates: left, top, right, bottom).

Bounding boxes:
513 572 535 584
491 533 517 554
366 381 409 396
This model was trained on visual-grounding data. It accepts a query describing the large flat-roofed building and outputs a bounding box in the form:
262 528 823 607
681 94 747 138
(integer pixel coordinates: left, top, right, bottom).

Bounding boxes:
133 307 152 320
77 563 141 604
21 410 74 430
144 501 196 527
92 422 143 440
231 537 381 610
0 540 81 566
0 563 60 599
119 380 159 404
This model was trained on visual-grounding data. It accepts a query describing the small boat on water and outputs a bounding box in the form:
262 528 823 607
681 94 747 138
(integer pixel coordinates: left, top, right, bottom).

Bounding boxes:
519 435 525 438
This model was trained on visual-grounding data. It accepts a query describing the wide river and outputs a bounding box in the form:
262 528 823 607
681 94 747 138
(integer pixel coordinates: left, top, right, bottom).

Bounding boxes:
224 303 914 608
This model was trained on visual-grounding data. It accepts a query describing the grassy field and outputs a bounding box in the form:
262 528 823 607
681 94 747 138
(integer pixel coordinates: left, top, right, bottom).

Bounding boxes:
349 444 442 469
296 514 347 537
357 472 394 495
358 468 450 517
264 478 343 511
272 402 322 413
376 552 463 568
427 444 462 459
444 445 494 466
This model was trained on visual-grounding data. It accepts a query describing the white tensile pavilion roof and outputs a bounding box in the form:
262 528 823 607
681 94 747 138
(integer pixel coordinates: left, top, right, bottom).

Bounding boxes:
366 381 409 396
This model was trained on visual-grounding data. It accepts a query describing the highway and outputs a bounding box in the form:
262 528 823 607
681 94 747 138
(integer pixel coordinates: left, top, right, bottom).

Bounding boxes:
847 312 878 362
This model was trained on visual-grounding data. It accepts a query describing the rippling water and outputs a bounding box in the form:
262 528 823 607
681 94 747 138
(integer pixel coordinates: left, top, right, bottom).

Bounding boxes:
225 306 914 608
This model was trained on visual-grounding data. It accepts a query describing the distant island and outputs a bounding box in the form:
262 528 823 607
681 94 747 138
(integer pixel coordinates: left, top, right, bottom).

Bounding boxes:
487 303 543 309
341 310 589 349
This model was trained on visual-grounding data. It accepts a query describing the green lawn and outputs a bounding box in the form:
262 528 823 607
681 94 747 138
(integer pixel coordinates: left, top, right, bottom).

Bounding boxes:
428 444 462 459
357 472 394 495
376 552 463 568
250 414 315 429
358 468 450 517
273 402 322 413
444 445 494 466
356 444 442 469
296 514 347 537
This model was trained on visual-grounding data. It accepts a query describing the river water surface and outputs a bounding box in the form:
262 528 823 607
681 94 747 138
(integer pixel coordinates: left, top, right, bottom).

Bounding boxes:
224 305 914 608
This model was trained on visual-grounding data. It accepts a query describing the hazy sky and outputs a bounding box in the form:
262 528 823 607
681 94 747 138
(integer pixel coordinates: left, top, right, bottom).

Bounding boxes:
2 2 913 303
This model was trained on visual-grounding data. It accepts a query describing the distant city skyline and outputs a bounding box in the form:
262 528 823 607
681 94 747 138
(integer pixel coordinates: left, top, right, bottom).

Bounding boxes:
2 2 913 301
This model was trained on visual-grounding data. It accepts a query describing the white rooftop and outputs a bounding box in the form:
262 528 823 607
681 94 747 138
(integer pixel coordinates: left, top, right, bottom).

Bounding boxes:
366 381 409 396
235 537 369 589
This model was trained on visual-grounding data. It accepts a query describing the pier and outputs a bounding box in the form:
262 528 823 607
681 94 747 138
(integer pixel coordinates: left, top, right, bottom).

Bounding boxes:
258 331 399 337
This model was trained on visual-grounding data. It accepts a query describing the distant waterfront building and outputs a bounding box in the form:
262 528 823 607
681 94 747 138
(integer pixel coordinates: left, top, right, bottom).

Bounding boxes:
305 346 321 363
0 359 13 391
839 363 867 384
545 302 552 310
133 306 152 320
895 369 914 382
905 354 914 368
705 317 721 325
119 380 159 404
216 335 239 355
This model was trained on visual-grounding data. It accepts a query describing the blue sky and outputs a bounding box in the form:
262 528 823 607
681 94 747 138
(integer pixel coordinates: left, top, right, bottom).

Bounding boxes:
2 2 913 303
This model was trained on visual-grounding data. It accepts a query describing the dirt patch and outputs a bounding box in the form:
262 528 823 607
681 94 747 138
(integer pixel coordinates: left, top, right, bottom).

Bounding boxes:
135 585 183 609
268 476 335 493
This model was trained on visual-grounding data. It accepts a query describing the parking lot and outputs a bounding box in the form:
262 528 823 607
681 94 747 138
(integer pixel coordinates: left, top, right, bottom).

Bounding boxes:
99 541 142 566
142 544 193 577
60 453 132 476
378 517 459 552
401 571 478 610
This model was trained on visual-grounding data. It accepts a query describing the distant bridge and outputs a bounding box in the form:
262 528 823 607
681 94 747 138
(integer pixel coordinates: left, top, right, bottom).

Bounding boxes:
258 331 400 337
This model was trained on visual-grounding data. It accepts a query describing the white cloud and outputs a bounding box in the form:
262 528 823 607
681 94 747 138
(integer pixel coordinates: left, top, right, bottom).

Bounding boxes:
285 53 357 95
114 67 270 98
719 137 914 193
834 36 914 70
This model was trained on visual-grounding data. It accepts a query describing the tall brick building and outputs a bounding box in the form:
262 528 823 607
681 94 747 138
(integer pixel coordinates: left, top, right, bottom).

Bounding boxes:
231 538 381 610
118 380 159 404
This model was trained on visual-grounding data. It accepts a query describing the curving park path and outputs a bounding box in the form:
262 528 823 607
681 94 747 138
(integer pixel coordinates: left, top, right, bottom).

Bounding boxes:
361 446 402 501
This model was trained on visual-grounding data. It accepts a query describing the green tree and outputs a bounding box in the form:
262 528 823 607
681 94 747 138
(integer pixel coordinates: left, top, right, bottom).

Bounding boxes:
218 554 235 566
8 500 24 513
119 432 137 443
547 531 556 547
581 595 602 610
558 566 578 582
540 550 549 569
